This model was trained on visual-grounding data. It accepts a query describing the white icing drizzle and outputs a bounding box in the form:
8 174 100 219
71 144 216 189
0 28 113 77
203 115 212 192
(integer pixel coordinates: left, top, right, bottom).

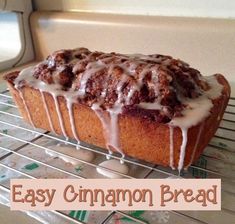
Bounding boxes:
126 86 136 104
138 102 162 110
128 53 164 63
66 99 80 143
150 69 159 96
170 97 213 128
169 126 175 169
170 76 223 129
98 71 133 156
40 90 56 133
169 75 224 172
95 63 157 155
177 128 188 172
91 66 132 156
186 121 205 169
78 61 106 96
16 87 35 128
92 103 124 157
15 67 82 140
91 103 110 148
45 144 95 165
106 150 113 160
52 93 68 138
126 65 154 104
96 159 129 178
107 108 123 156
120 154 125 164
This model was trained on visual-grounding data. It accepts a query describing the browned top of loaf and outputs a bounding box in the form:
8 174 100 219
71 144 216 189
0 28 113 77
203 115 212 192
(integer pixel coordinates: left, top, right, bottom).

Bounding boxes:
6 48 210 123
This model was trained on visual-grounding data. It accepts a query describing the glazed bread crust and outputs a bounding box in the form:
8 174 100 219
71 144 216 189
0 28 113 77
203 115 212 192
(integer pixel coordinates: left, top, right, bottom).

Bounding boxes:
6 73 230 168
20 48 212 123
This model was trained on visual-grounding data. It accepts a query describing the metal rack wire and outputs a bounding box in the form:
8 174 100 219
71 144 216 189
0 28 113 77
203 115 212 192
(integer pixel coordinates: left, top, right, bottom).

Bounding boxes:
0 87 234 224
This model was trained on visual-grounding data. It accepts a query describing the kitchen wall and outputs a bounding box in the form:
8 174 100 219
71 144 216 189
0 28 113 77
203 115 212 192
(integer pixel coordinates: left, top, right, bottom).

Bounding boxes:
33 0 235 18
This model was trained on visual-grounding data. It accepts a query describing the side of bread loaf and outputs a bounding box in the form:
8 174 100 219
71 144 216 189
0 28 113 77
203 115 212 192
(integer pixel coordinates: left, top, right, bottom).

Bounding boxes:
6 73 230 169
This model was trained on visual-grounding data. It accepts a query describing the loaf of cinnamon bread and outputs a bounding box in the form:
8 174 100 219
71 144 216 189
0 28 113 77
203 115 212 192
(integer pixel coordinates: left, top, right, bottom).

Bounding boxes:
5 48 231 171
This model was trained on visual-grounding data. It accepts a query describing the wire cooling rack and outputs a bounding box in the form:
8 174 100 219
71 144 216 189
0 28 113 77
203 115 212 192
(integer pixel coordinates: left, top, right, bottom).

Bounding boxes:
0 86 234 224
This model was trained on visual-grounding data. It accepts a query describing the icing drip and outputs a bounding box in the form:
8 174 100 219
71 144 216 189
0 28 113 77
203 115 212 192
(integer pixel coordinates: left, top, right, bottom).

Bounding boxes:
126 65 154 104
138 102 162 110
66 99 80 143
52 93 68 138
91 103 109 147
128 53 166 64
106 150 113 160
169 75 224 171
78 61 106 96
16 87 35 128
177 128 188 172
14 66 81 140
120 155 125 164
96 159 129 178
45 144 95 165
40 90 56 133
150 70 159 96
99 73 131 156
107 109 123 156
91 69 129 156
169 126 175 169
92 103 123 157
187 121 205 169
